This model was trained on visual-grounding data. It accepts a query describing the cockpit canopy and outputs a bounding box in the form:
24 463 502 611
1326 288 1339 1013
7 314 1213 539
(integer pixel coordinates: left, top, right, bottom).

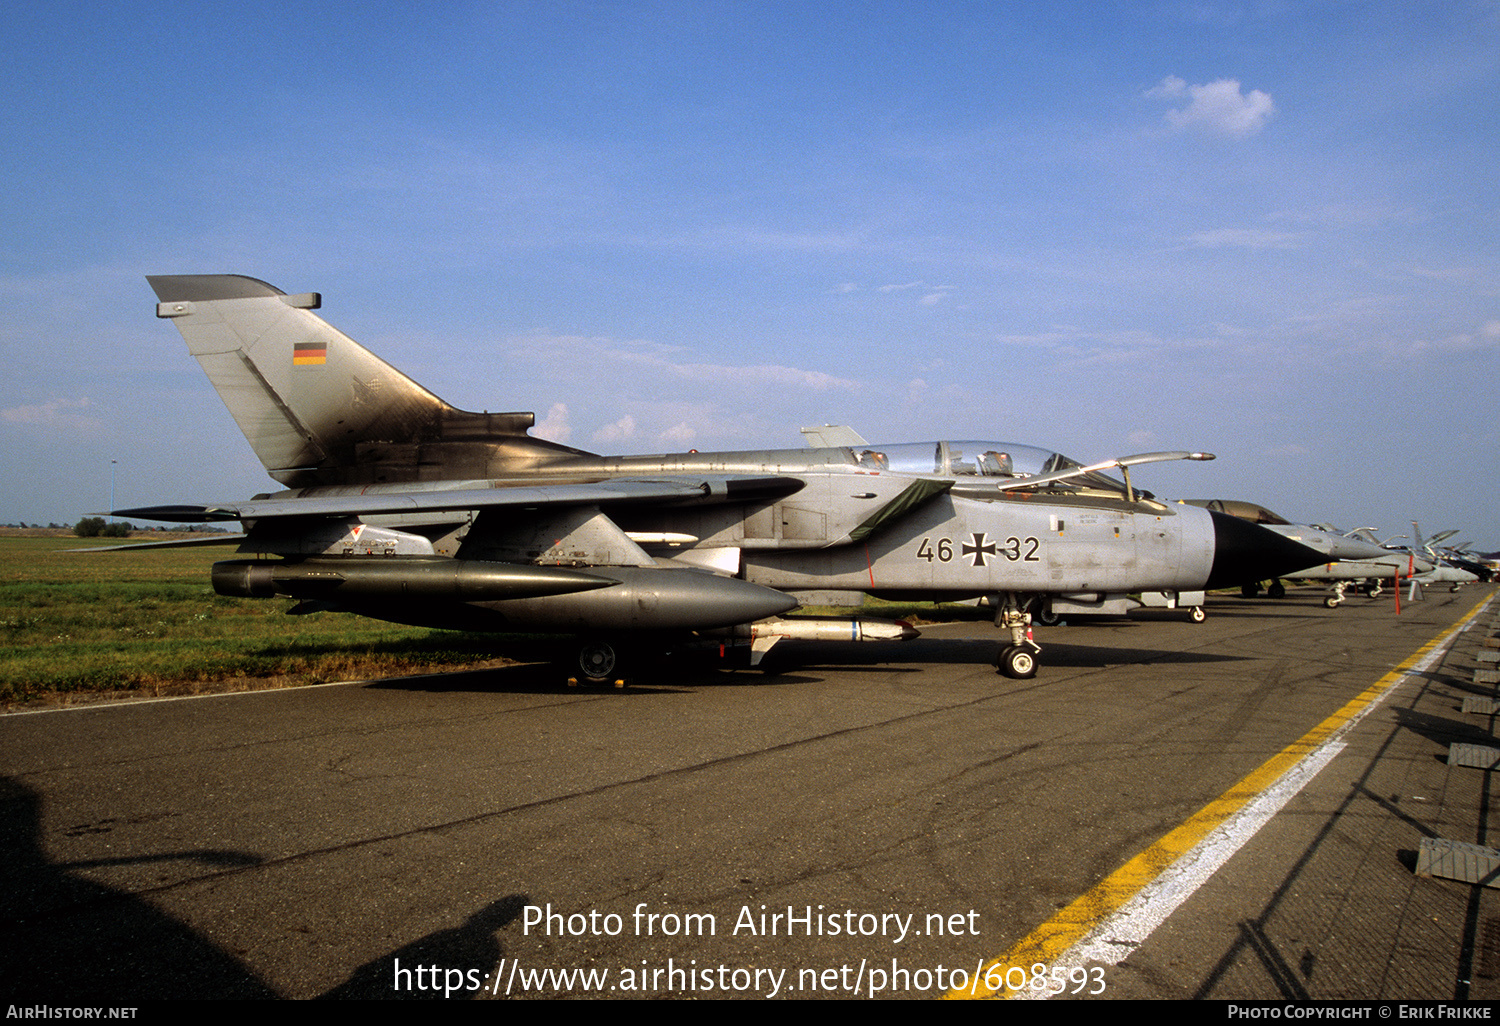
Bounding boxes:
1183 498 1290 525
849 440 1143 498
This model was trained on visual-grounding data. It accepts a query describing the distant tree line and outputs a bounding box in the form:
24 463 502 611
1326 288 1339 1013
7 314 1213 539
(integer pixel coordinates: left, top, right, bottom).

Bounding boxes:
73 517 130 538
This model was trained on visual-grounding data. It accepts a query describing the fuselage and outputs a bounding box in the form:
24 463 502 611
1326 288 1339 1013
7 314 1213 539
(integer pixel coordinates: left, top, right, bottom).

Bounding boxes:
245 439 1300 600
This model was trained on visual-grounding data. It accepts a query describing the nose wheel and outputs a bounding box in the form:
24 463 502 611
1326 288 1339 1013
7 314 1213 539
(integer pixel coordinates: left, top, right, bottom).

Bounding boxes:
994 593 1042 678
997 644 1038 679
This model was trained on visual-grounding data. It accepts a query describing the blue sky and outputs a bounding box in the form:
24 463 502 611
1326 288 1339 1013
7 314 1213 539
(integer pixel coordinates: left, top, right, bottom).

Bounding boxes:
2 1 1497 547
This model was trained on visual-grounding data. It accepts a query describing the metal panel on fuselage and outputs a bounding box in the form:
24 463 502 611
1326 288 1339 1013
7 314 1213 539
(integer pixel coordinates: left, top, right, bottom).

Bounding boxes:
745 492 1215 595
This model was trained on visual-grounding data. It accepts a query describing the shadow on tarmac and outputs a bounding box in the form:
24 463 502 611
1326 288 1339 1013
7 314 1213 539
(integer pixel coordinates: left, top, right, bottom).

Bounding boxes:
0 775 277 999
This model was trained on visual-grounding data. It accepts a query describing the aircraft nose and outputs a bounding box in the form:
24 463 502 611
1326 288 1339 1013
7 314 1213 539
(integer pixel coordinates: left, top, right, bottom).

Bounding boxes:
1319 534 1390 561
1204 511 1328 590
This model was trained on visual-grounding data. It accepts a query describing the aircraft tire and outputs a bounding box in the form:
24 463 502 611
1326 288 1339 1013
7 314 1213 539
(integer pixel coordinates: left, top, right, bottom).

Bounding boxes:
997 645 1038 679
574 638 623 685
1031 600 1063 627
1188 606 1206 623
1324 597 1341 608
1241 583 1260 598
1267 582 1286 599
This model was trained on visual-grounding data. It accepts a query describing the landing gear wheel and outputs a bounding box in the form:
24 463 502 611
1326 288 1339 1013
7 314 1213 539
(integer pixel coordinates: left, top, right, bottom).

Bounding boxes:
997 645 1038 679
1188 606 1206 623
1241 583 1261 598
1267 582 1286 599
1030 599 1063 627
1324 596 1341 608
573 638 622 686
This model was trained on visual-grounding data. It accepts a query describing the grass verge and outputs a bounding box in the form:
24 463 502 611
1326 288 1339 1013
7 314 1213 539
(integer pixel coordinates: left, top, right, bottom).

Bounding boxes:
0 537 530 707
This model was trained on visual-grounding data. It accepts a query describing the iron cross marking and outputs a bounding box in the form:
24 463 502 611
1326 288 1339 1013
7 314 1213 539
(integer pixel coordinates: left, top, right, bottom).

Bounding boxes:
963 532 998 567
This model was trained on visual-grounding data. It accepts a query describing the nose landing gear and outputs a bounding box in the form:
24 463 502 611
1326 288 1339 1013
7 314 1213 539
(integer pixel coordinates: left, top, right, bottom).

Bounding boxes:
994 594 1041 679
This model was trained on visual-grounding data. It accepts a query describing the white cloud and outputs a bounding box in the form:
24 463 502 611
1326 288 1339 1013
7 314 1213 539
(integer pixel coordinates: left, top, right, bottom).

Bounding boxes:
1271 203 1420 229
510 334 859 393
991 326 1173 363
1148 76 1275 137
1 397 101 432
1408 265 1481 281
533 402 571 443
592 415 636 444
1147 75 1189 98
658 422 697 445
1346 329 1496 364
495 333 870 453
877 281 953 306
1185 228 1303 250
689 227 867 255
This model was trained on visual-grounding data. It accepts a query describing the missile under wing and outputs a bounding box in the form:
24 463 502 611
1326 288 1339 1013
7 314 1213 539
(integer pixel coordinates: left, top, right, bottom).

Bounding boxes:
126 275 1326 680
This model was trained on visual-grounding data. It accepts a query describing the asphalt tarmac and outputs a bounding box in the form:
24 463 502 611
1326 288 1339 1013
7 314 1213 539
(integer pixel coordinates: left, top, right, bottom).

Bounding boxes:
1 583 1496 1001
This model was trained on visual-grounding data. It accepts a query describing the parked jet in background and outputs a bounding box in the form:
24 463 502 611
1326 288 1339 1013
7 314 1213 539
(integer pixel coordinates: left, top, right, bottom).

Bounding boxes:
1278 522 1479 607
120 275 1326 680
1405 523 1481 594
1181 499 1389 599
1283 555 1429 607
1431 544 1494 584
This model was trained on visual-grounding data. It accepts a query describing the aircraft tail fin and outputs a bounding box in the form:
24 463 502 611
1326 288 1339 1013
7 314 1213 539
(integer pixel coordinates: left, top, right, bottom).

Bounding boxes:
148 275 580 486
800 425 868 448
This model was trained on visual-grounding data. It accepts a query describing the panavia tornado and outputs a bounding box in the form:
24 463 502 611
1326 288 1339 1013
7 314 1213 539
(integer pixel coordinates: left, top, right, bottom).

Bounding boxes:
119 275 1325 680
1181 499 1392 600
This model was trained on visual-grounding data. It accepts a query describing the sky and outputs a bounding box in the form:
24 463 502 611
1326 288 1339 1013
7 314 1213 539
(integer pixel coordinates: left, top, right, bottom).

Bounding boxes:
2 1 1497 548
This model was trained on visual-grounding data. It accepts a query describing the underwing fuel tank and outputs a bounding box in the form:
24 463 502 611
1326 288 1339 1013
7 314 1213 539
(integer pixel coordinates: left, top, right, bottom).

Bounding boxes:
212 558 617 602
473 565 800 631
212 558 799 631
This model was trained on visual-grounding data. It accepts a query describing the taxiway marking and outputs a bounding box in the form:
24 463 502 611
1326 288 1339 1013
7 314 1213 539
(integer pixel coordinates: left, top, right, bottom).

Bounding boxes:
950 591 1496 999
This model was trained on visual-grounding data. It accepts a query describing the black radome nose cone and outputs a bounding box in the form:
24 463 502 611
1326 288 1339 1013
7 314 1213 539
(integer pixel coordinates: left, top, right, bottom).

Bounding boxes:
1205 511 1327 590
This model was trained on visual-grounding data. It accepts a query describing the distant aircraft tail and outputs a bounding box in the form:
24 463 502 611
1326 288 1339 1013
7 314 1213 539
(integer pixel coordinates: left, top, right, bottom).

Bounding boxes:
148 275 584 487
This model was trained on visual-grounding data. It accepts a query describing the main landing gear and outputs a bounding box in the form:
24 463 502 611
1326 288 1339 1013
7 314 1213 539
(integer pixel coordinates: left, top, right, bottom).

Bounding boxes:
568 637 629 688
1324 580 1382 609
994 594 1041 679
1029 597 1064 627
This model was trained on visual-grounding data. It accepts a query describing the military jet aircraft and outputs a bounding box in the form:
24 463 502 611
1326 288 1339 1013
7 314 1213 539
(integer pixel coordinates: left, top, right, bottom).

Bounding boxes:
1277 521 1485 607
1181 499 1391 599
1405 523 1481 595
1283 555 1428 607
119 275 1326 680
1431 543 1494 584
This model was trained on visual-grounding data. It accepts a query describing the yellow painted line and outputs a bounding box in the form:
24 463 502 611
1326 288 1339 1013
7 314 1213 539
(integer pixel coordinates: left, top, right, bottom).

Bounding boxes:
949 591 1494 999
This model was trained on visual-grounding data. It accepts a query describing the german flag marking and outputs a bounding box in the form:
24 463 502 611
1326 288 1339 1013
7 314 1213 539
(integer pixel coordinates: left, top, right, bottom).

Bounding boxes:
293 342 327 366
